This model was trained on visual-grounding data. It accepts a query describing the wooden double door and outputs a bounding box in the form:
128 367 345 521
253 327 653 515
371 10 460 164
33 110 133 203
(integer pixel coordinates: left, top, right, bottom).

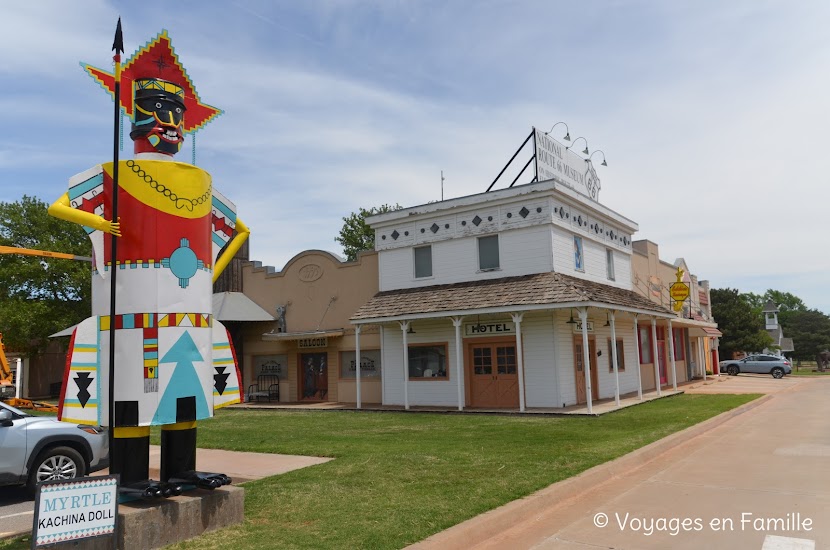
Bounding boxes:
574 337 599 404
468 341 519 408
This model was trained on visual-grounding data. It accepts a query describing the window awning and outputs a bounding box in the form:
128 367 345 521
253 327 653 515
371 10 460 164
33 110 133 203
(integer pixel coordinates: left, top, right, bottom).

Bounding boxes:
262 329 344 342
702 327 722 337
212 292 275 322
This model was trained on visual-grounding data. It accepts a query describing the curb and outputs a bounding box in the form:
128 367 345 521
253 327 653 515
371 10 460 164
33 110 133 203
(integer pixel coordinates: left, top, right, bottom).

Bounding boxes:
408 393 773 550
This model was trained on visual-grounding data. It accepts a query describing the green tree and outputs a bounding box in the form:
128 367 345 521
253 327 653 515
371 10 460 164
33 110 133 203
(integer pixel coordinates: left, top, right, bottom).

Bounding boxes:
742 289 807 316
780 309 830 362
0 196 91 354
711 288 773 359
763 290 807 312
335 204 402 261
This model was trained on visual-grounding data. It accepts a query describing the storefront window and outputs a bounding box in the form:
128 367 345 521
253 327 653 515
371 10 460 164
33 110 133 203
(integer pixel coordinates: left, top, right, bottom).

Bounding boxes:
408 344 448 379
253 354 288 379
673 328 686 360
340 350 382 379
608 339 625 372
638 327 652 364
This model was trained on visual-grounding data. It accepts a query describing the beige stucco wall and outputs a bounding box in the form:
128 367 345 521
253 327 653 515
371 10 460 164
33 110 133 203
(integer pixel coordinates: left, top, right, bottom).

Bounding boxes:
239 250 382 403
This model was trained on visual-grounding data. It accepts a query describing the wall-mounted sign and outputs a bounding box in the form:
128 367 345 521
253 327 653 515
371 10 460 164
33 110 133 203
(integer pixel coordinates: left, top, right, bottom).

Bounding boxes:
298 337 327 349
340 350 382 378
464 322 515 337
33 475 118 547
298 264 323 282
534 128 602 200
572 321 595 333
254 355 288 379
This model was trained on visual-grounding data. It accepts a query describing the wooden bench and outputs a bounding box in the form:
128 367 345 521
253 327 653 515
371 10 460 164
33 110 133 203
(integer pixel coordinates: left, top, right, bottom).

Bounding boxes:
247 375 280 402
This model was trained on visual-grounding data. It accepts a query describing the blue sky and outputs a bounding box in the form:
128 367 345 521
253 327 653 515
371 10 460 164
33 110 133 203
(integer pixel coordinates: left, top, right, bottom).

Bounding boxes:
2 1 828 313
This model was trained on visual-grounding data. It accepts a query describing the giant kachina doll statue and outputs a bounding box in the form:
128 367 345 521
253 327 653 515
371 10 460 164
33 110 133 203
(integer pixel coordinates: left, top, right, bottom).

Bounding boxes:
49 23 248 498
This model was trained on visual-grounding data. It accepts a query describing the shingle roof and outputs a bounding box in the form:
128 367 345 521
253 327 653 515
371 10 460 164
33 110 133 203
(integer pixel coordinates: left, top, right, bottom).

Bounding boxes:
351 272 672 321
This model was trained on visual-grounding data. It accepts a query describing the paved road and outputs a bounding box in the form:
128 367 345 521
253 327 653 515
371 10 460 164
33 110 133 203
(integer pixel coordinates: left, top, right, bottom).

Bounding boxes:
415 376 828 549
0 486 33 539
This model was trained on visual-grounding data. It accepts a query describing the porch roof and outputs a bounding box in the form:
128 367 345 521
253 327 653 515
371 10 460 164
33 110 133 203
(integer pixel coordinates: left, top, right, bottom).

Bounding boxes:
351 272 673 324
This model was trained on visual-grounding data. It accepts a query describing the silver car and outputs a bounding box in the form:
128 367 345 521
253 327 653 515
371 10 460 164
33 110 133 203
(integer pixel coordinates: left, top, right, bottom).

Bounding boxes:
0 402 109 494
719 354 792 379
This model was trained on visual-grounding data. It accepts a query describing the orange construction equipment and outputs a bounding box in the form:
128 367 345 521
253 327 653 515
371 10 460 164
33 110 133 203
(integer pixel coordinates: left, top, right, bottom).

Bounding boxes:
1 333 59 412
1 245 89 411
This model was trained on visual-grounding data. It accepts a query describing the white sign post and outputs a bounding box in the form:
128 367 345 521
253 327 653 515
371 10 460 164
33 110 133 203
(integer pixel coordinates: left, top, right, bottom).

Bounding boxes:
33 475 118 548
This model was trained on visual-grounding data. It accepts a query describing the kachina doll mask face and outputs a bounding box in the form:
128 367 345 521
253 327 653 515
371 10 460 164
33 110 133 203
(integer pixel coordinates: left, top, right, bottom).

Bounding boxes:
131 78 186 155
81 30 222 158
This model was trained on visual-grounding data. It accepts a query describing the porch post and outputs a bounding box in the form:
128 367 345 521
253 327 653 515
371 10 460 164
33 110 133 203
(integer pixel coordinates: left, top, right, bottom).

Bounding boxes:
452 317 465 411
609 310 620 407
400 321 410 410
15 357 23 399
633 315 643 400
699 337 707 381
355 324 362 409
511 312 526 412
667 318 677 390
651 317 661 397
579 308 592 414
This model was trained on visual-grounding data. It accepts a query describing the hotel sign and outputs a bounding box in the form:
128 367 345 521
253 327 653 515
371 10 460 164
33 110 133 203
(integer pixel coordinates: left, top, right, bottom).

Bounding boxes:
464 322 515 337
534 127 601 200
571 321 595 333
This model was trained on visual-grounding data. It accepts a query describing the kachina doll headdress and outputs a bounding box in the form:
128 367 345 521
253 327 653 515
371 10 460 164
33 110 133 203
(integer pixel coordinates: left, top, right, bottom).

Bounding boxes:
81 30 222 158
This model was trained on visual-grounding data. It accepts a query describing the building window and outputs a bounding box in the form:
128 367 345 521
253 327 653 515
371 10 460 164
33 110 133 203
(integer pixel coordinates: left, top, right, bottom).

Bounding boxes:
414 245 432 278
672 328 685 360
408 344 448 379
339 350 382 379
608 339 625 372
574 236 584 272
638 326 652 364
606 248 615 280
478 235 500 271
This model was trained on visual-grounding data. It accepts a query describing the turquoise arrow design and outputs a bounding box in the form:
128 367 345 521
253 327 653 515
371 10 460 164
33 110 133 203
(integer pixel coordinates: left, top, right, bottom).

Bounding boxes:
152 331 210 425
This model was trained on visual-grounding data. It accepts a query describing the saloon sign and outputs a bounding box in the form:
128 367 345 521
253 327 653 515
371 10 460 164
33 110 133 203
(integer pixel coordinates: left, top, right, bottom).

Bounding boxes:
534 127 601 200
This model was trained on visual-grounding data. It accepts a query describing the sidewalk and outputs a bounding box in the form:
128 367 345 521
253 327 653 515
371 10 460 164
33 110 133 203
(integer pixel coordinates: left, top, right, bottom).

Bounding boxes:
107 446 332 484
410 376 826 549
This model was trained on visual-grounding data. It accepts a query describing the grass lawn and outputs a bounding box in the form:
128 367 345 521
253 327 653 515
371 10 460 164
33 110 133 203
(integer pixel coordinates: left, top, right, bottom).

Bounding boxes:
2 394 758 550
790 362 830 376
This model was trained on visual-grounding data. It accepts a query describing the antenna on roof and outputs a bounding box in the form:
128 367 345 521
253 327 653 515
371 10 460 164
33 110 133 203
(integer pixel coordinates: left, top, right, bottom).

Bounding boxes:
441 170 445 201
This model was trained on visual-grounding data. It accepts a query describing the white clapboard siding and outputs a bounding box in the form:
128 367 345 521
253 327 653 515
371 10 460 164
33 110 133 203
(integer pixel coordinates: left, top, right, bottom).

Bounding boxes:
551 226 631 289
379 225 553 291
521 313 560 408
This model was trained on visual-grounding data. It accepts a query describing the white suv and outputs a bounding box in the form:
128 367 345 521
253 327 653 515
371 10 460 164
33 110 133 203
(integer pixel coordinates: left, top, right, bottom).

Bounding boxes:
0 402 109 494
